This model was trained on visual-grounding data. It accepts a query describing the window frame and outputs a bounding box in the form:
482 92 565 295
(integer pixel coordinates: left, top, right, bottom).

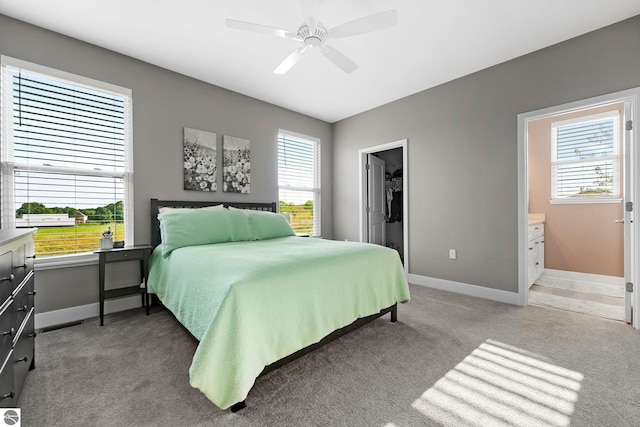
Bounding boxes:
550 110 622 205
1 56 134 268
277 129 321 237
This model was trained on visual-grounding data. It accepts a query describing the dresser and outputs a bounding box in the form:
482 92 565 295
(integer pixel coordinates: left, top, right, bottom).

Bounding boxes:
0 229 36 407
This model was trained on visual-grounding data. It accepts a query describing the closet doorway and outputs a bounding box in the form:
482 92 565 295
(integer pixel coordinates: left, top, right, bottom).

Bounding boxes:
517 88 640 329
359 139 409 274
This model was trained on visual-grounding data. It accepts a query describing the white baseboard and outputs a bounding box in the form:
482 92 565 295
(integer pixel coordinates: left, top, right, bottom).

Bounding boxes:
536 269 624 297
408 273 519 305
35 295 142 330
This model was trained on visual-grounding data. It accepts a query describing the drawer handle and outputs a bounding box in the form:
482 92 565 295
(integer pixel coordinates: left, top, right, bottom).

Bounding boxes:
27 255 36 259
16 305 28 312
528 247 533 251
14 264 27 269
28 290 37 296
1 274 15 282
28 332 37 338
0 391 14 400
15 356 29 364
2 328 15 337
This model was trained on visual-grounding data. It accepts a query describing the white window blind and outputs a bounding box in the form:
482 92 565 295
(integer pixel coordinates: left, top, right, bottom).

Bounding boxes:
278 131 321 236
1 58 133 258
551 111 620 202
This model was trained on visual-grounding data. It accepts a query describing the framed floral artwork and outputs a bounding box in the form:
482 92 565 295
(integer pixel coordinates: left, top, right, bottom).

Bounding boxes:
183 127 217 192
223 135 250 193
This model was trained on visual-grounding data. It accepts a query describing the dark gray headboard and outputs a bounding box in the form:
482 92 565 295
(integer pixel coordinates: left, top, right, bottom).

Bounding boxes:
150 198 277 248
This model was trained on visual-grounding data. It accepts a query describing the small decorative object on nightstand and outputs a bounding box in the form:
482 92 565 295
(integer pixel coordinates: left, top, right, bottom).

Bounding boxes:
99 227 114 249
94 245 152 326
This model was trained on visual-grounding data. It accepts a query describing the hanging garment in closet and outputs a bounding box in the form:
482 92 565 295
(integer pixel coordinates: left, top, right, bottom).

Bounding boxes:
388 191 402 223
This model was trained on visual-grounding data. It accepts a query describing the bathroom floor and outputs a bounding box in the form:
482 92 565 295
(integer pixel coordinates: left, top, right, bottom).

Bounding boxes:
528 280 625 321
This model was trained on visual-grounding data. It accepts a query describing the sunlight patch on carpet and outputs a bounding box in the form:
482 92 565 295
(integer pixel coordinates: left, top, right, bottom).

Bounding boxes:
412 339 583 427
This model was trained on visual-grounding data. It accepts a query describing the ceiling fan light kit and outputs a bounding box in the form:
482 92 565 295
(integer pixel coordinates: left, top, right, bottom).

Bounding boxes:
226 0 397 75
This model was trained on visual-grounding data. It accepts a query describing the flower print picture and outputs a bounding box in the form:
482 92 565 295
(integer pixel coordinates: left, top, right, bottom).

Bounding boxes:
184 128 217 192
223 135 250 193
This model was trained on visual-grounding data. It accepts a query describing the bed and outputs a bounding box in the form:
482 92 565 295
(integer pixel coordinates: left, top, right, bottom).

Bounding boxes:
147 198 410 411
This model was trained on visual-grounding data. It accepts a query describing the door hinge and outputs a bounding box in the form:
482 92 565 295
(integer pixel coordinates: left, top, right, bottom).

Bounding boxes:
366 164 370 170
626 120 633 131
626 282 633 292
626 201 633 212
366 206 371 213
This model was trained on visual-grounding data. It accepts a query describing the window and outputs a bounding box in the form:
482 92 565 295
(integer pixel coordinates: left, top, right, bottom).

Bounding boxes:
1 57 133 260
551 110 621 203
277 131 321 236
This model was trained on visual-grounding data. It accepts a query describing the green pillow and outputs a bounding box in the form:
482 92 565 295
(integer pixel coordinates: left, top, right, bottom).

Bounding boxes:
159 208 233 255
244 209 296 240
226 208 253 242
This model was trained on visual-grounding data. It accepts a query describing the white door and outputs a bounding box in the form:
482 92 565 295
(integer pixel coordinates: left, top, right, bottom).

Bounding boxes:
623 101 634 323
367 154 386 246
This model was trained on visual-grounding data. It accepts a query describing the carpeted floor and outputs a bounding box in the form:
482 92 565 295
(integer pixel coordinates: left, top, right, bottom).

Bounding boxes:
18 284 640 426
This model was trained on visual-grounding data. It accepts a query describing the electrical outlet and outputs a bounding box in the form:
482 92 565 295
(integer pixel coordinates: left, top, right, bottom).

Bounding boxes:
449 249 457 259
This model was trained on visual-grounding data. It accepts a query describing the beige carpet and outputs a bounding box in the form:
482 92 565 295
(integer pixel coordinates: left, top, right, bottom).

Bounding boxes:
18 284 640 426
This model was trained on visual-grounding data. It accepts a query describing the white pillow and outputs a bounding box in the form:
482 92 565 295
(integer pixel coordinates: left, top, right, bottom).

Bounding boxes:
158 204 225 215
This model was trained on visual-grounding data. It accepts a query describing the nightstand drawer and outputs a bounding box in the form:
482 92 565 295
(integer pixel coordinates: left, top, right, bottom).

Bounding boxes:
103 249 145 262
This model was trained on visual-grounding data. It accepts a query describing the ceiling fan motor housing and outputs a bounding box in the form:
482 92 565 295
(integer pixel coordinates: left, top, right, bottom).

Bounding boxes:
298 23 327 47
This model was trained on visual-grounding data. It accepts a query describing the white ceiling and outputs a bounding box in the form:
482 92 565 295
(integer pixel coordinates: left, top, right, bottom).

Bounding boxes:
1 0 639 123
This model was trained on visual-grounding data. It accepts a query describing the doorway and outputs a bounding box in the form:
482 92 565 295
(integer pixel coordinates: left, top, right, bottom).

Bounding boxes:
517 88 640 329
359 139 409 274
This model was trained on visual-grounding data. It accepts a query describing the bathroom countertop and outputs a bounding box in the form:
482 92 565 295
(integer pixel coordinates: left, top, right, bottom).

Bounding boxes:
528 213 545 225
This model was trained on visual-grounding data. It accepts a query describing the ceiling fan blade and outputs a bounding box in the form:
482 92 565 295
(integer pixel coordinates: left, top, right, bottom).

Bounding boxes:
320 45 358 73
273 46 310 75
300 0 320 31
226 19 301 41
327 9 397 39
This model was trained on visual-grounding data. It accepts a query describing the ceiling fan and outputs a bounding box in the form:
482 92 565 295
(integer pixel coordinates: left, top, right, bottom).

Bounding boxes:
226 0 397 74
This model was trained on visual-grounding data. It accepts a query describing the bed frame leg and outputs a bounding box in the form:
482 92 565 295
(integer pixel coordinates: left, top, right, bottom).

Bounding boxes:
390 303 397 323
230 400 246 412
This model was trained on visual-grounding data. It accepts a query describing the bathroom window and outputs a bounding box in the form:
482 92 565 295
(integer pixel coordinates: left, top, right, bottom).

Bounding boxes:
550 110 621 204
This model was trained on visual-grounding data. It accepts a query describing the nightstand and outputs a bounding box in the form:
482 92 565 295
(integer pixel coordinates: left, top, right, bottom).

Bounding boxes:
94 245 152 326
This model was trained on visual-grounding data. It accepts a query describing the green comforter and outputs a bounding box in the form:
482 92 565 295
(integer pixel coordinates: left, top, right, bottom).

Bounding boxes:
147 236 410 409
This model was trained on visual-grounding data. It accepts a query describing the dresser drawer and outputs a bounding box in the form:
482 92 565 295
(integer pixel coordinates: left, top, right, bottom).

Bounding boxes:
0 350 15 408
12 310 34 402
10 245 27 291
103 249 145 262
0 302 16 364
12 273 34 332
0 251 12 305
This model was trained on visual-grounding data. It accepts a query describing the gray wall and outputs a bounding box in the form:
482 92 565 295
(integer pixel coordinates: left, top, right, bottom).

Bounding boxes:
332 15 640 292
0 15 333 313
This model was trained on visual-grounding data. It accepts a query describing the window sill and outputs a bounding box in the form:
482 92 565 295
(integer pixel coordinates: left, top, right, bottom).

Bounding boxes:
35 252 98 271
550 198 622 205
